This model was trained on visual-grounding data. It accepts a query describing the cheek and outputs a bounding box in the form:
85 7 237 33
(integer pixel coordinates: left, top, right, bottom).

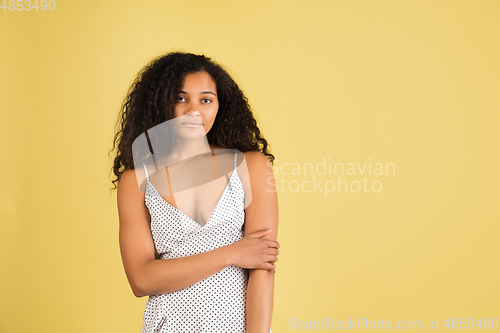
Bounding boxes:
211 109 218 122
212 102 219 116
173 105 181 117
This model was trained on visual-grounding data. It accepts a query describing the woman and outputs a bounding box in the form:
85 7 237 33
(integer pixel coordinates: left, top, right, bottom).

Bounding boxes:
110 51 279 332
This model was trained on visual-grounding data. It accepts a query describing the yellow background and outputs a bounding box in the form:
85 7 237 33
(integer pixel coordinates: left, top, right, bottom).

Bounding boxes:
1 0 499 332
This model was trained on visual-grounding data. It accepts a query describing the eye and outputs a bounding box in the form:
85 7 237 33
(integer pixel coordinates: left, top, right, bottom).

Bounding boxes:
202 98 212 103
177 96 186 102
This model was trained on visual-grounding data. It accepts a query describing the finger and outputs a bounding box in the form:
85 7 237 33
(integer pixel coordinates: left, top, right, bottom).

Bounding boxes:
266 240 280 248
261 262 275 271
265 248 279 256
264 253 277 262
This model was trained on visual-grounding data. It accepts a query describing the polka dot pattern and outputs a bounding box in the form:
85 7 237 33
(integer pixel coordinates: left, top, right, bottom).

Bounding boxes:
141 153 251 333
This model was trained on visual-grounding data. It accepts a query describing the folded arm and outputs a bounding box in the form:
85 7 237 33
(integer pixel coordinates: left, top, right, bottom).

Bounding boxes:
117 169 235 297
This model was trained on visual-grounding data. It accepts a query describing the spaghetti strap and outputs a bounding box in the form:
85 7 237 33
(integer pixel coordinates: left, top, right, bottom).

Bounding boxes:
233 152 237 171
142 163 150 183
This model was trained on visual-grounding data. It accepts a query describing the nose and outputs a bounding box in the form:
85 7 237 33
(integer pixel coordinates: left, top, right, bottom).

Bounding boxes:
179 110 201 124
184 110 201 119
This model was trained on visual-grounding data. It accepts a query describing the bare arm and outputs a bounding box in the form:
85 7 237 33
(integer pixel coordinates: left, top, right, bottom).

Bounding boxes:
117 169 235 297
243 152 279 333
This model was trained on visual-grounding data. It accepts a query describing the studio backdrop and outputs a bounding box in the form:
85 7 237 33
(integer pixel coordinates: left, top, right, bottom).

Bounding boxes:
1 0 499 332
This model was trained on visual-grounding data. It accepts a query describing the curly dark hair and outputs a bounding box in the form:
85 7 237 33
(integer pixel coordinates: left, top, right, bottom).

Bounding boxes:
108 51 275 191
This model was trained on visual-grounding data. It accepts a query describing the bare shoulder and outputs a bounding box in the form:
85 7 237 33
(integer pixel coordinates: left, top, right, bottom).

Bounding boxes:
117 168 149 221
241 151 275 188
117 168 142 197
119 168 136 184
241 151 273 174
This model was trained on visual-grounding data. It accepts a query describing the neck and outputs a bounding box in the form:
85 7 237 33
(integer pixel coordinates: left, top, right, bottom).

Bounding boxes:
169 137 212 163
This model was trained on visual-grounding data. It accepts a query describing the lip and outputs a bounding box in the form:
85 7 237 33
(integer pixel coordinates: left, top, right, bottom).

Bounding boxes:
181 122 203 127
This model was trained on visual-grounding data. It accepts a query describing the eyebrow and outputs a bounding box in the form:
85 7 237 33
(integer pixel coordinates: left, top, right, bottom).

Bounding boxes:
179 90 217 96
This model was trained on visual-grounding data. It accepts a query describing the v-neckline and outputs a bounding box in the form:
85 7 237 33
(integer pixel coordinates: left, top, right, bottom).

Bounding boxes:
146 170 237 228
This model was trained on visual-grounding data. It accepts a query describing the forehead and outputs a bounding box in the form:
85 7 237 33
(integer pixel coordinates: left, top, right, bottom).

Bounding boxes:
181 71 216 89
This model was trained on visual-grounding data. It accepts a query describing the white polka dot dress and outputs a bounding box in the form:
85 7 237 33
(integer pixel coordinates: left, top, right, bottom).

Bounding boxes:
141 152 251 333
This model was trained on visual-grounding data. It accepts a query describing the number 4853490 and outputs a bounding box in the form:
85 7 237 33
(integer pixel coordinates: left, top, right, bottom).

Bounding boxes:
1 0 56 11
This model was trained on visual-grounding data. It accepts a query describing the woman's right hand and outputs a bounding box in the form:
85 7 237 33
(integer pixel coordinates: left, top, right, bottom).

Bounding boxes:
227 228 279 271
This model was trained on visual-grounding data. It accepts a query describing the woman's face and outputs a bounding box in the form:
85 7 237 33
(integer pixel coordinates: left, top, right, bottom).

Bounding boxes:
173 71 219 136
